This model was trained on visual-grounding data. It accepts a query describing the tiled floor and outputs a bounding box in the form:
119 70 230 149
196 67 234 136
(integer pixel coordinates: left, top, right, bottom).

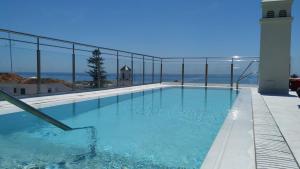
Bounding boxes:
252 90 300 169
262 92 300 168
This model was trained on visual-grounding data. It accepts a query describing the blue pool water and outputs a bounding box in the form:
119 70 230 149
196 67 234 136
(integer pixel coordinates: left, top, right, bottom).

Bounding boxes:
0 87 237 169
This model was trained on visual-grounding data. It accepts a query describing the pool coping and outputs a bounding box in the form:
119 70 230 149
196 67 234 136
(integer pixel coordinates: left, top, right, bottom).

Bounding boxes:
200 88 255 169
0 83 169 115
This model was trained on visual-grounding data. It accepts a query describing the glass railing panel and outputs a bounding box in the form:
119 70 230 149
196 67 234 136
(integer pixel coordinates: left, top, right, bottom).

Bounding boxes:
0 39 37 98
101 50 118 88
207 59 232 86
234 58 259 85
133 56 143 85
40 45 73 95
118 53 132 87
153 59 161 83
162 59 182 83
74 49 95 91
144 57 153 84
184 59 206 84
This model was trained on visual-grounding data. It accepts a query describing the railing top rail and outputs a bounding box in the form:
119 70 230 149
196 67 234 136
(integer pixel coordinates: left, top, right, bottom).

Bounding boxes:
163 56 259 60
0 28 161 59
0 28 260 61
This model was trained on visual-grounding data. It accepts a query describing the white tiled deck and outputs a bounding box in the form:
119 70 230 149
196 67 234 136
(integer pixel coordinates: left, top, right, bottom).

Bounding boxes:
262 92 300 167
252 90 300 169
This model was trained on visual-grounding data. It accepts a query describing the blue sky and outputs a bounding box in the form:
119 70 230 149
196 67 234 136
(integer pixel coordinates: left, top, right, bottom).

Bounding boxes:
0 0 299 74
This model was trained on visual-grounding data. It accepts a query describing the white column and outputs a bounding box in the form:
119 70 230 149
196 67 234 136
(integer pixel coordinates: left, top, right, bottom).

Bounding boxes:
258 0 293 95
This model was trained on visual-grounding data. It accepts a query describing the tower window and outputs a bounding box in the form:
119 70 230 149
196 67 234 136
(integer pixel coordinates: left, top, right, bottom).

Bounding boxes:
279 10 287 17
266 11 275 18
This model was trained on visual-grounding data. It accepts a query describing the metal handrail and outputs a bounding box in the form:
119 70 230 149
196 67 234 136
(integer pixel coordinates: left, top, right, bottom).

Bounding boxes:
0 89 97 155
0 89 72 130
236 60 259 89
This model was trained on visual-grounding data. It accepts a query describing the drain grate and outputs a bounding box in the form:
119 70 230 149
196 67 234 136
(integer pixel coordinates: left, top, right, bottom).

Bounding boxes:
252 93 300 169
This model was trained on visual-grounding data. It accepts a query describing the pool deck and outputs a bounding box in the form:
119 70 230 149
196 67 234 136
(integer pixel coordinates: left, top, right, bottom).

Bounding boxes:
202 87 300 169
261 91 300 167
1 83 300 169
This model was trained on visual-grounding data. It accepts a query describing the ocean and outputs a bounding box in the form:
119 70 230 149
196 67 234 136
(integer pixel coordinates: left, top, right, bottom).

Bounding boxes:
17 72 258 85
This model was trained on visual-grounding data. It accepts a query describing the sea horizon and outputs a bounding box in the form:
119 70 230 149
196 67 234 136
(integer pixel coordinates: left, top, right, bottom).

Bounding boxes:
9 72 258 85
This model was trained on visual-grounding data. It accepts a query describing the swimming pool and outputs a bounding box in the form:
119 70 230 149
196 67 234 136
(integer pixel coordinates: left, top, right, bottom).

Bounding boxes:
0 87 237 169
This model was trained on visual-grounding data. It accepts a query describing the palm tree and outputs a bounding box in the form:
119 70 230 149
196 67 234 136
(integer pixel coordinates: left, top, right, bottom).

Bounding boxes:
87 49 106 88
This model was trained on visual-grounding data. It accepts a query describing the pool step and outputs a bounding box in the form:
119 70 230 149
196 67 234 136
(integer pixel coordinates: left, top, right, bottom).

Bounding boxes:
252 92 300 169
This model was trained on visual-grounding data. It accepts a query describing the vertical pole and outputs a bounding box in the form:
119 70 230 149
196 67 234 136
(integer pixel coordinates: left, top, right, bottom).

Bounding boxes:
160 58 163 83
72 43 76 90
131 53 134 86
182 58 184 85
205 58 208 87
142 55 145 85
152 57 154 83
8 33 13 73
116 51 119 87
36 37 41 95
230 58 234 87
97 48 101 89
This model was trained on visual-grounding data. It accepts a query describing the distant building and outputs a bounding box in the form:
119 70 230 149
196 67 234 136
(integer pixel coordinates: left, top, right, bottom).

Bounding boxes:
0 73 72 96
119 65 132 86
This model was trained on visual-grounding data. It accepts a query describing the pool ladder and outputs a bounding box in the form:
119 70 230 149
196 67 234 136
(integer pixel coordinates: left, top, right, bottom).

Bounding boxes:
0 89 97 156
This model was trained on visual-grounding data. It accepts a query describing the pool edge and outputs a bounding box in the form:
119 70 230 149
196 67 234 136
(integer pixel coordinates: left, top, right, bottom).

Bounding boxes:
200 88 255 169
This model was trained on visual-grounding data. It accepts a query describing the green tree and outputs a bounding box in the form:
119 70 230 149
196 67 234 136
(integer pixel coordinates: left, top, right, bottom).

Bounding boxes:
87 49 106 88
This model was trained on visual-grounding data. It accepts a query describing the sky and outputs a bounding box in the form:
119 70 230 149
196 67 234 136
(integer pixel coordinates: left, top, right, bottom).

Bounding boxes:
0 0 299 74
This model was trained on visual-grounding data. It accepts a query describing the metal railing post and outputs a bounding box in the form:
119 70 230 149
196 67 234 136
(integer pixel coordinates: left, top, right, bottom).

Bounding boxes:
160 58 163 83
8 33 13 73
36 37 41 94
116 51 119 87
205 58 208 87
230 58 233 87
72 43 76 90
131 53 134 85
182 58 184 85
97 48 101 89
152 56 154 83
143 55 145 85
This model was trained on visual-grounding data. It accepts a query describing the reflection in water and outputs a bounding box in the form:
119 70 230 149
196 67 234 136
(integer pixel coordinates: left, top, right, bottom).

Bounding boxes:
181 86 184 112
130 93 133 119
97 98 101 119
72 102 76 117
142 91 145 113
204 88 208 112
159 88 162 108
116 95 119 116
